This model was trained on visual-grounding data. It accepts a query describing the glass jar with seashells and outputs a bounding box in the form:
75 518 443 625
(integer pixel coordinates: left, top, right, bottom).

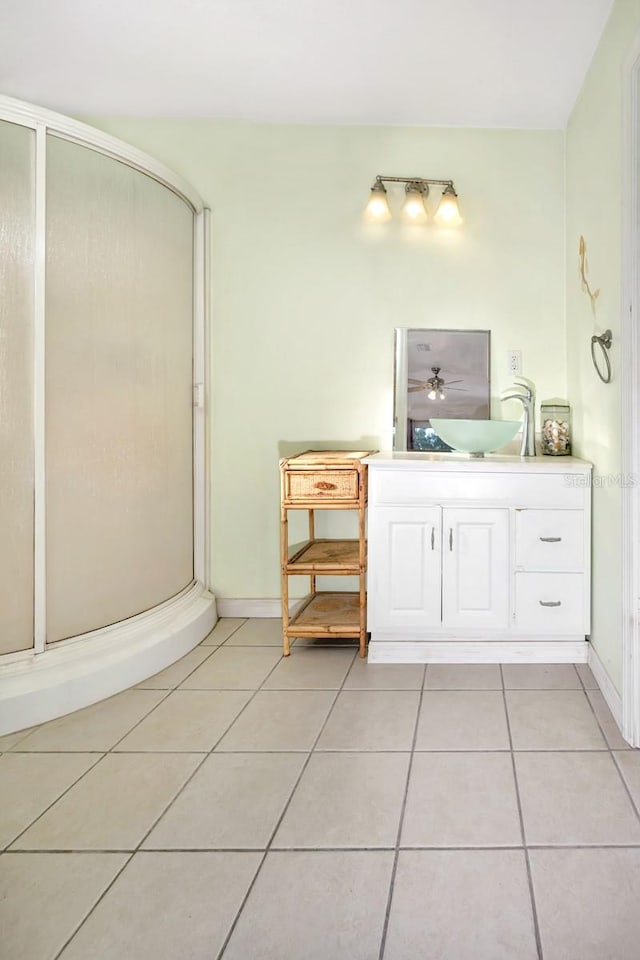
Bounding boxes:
541 398 571 456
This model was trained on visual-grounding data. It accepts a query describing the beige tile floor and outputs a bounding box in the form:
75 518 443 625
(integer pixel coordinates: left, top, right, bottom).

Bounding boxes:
2 618 640 959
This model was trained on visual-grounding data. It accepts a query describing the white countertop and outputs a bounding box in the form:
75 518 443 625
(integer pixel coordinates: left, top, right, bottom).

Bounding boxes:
364 451 592 472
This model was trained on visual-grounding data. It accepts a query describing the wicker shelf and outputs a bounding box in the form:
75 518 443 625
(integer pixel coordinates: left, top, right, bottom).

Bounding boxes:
289 592 361 637
279 450 375 658
286 538 362 574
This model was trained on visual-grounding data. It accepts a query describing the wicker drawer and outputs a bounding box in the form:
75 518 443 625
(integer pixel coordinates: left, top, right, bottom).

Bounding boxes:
284 469 359 503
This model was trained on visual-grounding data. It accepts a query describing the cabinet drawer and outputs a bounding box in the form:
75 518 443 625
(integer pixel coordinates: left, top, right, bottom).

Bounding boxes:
516 510 584 571
284 469 358 503
515 573 584 634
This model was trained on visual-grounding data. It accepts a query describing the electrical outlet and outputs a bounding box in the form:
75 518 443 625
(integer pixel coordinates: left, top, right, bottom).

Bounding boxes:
507 350 522 375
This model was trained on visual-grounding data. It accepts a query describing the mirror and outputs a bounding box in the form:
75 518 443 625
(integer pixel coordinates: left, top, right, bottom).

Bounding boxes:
393 328 491 451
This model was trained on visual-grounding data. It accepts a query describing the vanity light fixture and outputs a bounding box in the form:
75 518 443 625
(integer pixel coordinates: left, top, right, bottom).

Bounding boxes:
365 175 462 226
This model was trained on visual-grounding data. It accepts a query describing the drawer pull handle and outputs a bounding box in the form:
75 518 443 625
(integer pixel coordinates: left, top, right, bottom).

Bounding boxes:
540 536 562 543
449 528 453 552
539 600 562 607
431 527 435 551
315 481 336 490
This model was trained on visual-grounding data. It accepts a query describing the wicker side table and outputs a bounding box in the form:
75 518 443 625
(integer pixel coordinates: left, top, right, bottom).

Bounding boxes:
279 450 374 657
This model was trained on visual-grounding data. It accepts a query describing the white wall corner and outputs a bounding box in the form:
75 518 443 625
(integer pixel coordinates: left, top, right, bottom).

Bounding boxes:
620 35 640 751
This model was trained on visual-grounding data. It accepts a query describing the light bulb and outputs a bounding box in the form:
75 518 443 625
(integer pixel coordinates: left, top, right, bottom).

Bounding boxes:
439 391 446 400
428 389 437 400
434 185 463 226
364 182 392 223
401 182 428 224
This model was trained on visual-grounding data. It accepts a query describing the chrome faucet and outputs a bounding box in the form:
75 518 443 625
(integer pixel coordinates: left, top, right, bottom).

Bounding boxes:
500 376 536 457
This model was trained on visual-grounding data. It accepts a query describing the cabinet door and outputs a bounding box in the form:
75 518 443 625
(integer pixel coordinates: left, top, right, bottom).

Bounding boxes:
442 508 509 629
368 507 442 630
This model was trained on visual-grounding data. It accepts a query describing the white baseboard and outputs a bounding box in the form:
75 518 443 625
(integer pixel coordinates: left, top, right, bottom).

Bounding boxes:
367 640 589 664
0 582 217 736
216 597 303 618
588 644 623 729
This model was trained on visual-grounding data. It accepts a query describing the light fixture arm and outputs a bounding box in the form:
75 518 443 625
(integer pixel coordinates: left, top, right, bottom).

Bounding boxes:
373 175 455 190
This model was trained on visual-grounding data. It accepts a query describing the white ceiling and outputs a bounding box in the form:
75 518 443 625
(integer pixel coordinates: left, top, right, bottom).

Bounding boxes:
0 0 614 128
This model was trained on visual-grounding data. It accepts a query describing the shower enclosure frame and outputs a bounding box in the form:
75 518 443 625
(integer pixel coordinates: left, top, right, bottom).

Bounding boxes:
0 96 216 733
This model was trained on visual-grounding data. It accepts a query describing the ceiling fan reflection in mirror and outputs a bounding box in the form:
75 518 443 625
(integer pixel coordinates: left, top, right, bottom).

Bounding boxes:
408 366 467 400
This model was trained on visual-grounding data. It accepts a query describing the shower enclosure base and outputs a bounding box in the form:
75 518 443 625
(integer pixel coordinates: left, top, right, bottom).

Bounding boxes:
0 581 217 736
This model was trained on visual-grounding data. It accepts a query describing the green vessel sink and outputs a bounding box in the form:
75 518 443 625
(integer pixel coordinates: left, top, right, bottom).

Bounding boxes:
430 418 521 456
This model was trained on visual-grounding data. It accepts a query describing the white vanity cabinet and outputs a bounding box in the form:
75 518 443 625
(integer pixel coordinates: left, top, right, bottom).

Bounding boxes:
365 453 592 663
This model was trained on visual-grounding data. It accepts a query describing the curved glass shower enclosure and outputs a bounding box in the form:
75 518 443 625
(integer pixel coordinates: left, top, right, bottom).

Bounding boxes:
0 99 215 733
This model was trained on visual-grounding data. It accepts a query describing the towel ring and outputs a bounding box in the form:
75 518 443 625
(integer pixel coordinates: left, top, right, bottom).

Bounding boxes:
591 329 612 383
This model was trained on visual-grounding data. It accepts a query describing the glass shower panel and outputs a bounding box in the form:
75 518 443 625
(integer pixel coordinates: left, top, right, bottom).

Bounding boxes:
46 136 194 642
0 120 35 653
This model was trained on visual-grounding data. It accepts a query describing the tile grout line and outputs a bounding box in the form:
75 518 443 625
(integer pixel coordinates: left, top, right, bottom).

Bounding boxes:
46 647 239 960
500 664 544 960
610 750 640 826
10 636 227 753
229 642 358 649
5 656 422 853
576 669 640 829
3 641 241 852
376 662 427 960
118 643 297 849
4 630 359 958
11 645 626 956
0 725 41 751
48 639 295 960
3 682 186 851
6 639 240 847
213 647 360 959
576 670 616 754
7 745 616 755
2 751 107 853
49 850 136 960
214 618 249 645
5 666 628 851
11 840 640 855
135 638 223 689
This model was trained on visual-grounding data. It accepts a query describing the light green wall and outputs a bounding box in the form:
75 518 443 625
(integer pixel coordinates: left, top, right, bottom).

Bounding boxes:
84 117 565 600
566 0 640 693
